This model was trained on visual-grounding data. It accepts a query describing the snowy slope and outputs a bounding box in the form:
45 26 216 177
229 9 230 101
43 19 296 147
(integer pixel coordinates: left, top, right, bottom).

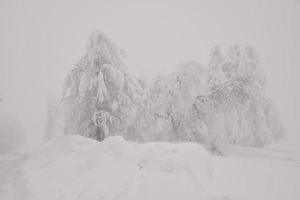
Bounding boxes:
0 135 215 200
209 154 300 200
1 135 300 200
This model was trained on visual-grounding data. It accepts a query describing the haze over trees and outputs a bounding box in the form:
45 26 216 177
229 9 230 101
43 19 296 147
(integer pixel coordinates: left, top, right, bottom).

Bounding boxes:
0 102 23 154
52 31 284 147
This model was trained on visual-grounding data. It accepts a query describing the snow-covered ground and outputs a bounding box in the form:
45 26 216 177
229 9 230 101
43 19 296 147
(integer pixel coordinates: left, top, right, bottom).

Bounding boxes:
210 142 300 200
0 135 300 200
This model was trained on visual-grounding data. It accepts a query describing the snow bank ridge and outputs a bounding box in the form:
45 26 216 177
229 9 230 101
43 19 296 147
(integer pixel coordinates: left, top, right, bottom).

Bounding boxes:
21 135 215 200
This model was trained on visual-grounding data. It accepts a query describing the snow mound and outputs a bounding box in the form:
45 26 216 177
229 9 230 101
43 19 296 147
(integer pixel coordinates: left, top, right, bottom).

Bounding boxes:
14 135 215 200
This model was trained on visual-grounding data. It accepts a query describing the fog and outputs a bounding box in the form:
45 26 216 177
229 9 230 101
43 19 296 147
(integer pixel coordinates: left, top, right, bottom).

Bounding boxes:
0 0 299 152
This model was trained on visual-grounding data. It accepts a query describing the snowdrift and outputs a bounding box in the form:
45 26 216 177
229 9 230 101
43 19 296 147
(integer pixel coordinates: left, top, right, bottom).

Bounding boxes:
2 135 215 200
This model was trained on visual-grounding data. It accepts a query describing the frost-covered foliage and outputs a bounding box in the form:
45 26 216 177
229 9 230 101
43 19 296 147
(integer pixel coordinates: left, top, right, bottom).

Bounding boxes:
60 31 284 147
204 46 284 146
134 61 209 142
62 31 143 141
135 46 284 146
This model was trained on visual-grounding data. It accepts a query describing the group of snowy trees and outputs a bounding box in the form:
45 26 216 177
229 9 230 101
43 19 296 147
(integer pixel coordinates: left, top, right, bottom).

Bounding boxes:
57 31 284 147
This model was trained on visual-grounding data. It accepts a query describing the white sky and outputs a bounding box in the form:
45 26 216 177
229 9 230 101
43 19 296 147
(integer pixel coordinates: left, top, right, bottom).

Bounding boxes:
0 0 299 145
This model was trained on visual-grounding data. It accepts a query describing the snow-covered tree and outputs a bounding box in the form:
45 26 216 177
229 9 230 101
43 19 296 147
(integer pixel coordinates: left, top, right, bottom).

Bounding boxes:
203 45 284 146
135 61 208 142
62 31 143 141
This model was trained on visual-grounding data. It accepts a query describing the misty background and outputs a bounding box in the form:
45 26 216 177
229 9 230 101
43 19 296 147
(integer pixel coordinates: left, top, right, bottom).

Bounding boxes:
0 0 299 151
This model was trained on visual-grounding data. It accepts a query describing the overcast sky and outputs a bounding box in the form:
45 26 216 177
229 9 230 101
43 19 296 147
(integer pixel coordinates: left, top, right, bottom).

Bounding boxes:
0 0 299 146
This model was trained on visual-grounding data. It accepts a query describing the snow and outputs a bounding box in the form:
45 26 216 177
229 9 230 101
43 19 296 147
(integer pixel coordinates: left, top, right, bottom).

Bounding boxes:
1 135 300 200
0 135 214 200
209 153 300 200
207 141 300 200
